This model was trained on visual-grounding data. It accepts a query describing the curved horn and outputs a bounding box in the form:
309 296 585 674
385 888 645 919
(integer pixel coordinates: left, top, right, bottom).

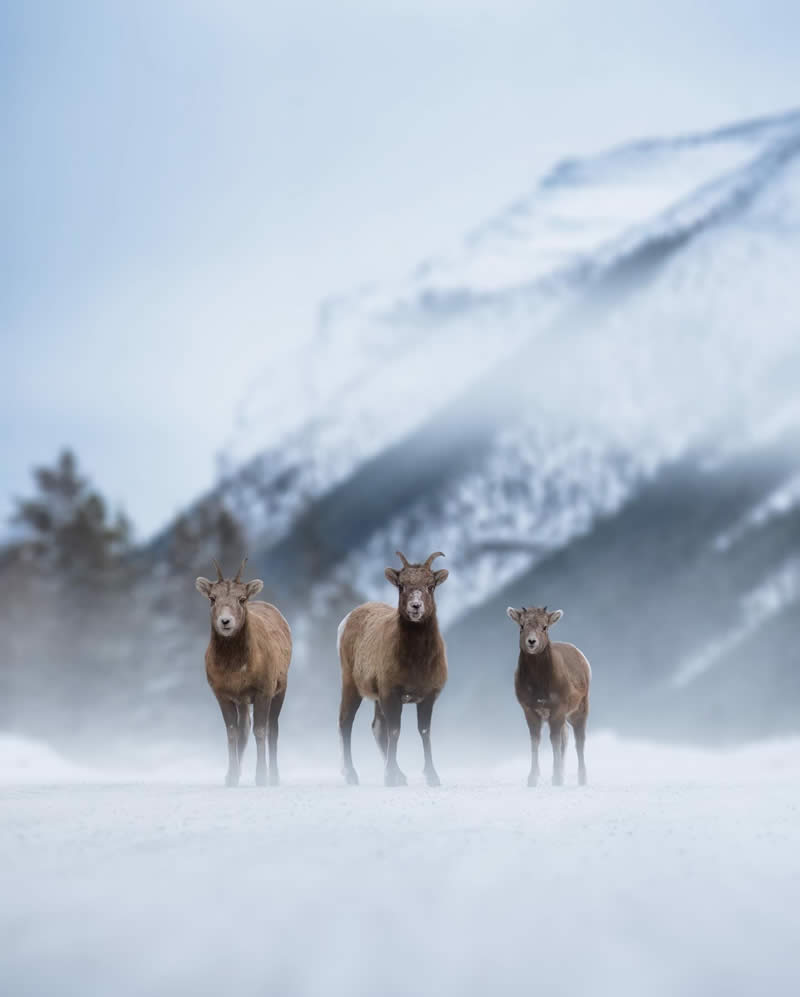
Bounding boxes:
424 551 445 569
395 551 410 568
234 556 248 583
212 559 224 582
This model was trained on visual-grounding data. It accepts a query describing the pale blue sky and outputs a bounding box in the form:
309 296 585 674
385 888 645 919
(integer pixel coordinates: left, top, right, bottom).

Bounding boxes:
3 0 799 537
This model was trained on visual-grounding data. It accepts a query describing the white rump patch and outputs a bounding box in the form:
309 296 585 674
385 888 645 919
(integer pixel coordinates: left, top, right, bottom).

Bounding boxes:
562 641 591 678
337 612 351 656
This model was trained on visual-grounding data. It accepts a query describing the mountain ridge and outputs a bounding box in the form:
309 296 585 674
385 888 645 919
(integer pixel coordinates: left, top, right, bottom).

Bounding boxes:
135 108 800 742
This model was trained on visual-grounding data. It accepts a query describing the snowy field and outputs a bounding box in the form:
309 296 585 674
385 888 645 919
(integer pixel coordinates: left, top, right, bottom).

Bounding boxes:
1 733 798 997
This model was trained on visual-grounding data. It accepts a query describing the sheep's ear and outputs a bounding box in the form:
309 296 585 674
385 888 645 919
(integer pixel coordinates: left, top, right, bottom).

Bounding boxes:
433 568 449 587
506 606 522 624
196 577 212 597
384 567 400 588
245 579 264 599
547 609 563 626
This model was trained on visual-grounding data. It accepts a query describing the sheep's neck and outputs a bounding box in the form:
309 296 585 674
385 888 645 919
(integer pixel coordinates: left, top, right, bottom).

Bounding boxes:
397 613 440 669
518 644 555 696
211 615 252 670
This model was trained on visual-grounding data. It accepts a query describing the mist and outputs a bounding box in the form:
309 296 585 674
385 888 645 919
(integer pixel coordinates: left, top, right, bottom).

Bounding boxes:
4 3 800 995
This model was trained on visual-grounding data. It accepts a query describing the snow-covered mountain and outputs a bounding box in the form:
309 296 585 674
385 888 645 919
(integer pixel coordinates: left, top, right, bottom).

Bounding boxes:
223 108 800 478
155 109 800 742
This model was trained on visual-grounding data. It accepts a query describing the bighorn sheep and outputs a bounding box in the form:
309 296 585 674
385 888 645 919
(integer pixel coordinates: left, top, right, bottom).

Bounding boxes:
506 605 591 786
338 551 449 787
196 557 291 787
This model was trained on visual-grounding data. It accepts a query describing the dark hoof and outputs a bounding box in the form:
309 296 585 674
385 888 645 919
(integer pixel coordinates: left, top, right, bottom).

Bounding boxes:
424 770 441 788
385 768 408 787
527 774 538 788
343 768 359 786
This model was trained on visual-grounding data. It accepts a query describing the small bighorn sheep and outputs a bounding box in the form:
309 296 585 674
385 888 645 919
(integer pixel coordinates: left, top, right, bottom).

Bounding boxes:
337 551 449 787
506 605 591 787
196 557 291 787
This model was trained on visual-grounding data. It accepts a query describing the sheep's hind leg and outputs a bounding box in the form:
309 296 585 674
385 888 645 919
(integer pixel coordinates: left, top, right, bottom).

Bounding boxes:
216 696 240 788
372 702 388 760
380 692 407 787
267 689 285 786
417 692 441 787
571 706 588 786
339 682 362 785
253 694 271 787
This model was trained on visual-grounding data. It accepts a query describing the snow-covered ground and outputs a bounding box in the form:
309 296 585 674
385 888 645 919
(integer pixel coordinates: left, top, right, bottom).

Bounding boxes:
2 734 798 995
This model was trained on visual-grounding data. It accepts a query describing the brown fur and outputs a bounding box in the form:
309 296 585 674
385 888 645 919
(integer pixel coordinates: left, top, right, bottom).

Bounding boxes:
205 601 291 703
197 559 291 787
338 551 449 787
507 605 591 787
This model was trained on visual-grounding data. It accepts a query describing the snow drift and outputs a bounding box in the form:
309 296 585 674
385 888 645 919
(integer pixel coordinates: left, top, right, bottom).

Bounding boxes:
1 735 799 997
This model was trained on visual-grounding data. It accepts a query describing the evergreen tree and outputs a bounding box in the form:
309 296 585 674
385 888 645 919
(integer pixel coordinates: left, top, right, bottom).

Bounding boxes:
167 500 245 578
213 504 245 571
10 449 132 589
168 513 198 575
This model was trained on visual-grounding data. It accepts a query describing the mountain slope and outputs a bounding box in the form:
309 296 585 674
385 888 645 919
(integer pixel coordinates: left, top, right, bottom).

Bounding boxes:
141 109 800 744
209 108 800 558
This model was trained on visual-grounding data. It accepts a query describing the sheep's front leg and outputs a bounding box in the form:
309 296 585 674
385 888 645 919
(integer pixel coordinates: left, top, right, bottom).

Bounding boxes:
417 692 441 787
253 694 271 787
550 714 567 786
237 701 251 763
217 696 240 787
522 706 542 787
381 691 407 787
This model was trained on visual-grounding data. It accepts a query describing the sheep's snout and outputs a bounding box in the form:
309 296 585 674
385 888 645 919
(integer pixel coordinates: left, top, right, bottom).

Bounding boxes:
214 605 240 637
404 588 427 622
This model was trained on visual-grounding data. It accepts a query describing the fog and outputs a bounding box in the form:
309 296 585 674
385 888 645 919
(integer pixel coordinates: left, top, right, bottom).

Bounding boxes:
5 104 799 753
2 734 799 996
4 3 800 994
5 0 800 535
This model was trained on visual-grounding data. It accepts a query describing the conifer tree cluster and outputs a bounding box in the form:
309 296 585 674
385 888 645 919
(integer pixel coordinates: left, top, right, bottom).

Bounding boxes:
0 449 246 742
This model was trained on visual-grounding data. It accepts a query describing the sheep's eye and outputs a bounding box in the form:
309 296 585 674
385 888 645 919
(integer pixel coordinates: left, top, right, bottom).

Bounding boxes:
209 597 216 605
239 597 247 605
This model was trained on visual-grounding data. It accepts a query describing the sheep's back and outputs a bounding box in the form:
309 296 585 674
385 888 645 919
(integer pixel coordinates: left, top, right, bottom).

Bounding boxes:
553 641 591 695
341 602 397 697
249 602 292 690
